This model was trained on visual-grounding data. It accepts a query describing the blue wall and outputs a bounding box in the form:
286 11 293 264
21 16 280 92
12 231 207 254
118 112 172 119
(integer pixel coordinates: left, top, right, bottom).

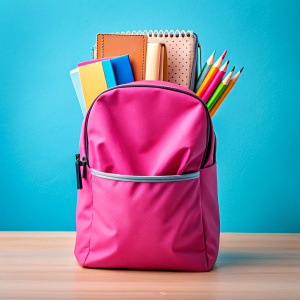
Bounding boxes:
0 0 299 232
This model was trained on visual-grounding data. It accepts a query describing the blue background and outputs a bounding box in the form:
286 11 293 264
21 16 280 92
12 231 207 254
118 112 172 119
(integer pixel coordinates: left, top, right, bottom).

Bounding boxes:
0 0 299 232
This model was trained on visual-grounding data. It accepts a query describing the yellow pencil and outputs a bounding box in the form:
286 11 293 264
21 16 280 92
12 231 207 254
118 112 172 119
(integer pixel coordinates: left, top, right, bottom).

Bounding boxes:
210 67 244 117
196 50 227 98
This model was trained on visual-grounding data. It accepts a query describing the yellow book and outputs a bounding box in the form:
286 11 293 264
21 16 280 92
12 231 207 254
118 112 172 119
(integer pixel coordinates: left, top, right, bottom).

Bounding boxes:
78 61 108 110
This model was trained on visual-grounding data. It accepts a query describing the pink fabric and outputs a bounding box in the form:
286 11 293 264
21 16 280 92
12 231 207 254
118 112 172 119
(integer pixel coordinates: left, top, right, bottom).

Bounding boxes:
78 57 114 67
74 80 219 271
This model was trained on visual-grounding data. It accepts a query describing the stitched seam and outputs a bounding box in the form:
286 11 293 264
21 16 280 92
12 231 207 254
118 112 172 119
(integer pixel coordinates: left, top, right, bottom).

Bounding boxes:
99 33 143 37
97 33 146 79
96 34 100 58
102 34 104 57
199 175 209 270
83 170 94 266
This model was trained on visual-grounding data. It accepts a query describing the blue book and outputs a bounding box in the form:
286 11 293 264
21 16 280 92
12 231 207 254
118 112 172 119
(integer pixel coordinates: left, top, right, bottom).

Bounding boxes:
110 55 134 85
102 60 117 88
70 68 87 116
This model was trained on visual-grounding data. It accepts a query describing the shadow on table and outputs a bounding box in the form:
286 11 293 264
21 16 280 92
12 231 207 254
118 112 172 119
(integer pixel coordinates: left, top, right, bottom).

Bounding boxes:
214 251 286 270
72 251 289 274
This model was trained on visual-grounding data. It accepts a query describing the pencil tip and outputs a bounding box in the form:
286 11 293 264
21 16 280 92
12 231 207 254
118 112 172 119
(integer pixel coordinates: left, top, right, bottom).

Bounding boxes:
213 50 216 54
231 66 235 72
226 60 230 65
240 67 244 73
221 50 227 59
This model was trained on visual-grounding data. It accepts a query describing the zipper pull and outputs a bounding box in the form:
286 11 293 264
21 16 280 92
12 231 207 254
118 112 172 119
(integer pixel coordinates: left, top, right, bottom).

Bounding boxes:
81 157 87 179
75 154 82 190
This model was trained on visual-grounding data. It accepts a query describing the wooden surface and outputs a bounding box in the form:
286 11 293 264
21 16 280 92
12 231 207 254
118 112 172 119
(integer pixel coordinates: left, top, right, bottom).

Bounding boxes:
0 232 299 299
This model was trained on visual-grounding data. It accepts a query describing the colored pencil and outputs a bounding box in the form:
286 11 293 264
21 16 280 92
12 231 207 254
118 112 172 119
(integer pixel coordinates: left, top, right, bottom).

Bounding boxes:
196 50 227 97
194 51 216 92
202 60 230 103
207 67 235 110
210 67 244 117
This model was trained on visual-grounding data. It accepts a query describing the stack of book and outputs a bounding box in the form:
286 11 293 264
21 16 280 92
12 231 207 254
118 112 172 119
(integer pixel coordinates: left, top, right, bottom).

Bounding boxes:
70 31 199 116
70 55 134 115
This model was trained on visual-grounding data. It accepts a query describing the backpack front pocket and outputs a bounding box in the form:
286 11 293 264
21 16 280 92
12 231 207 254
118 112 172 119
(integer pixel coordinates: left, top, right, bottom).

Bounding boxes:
84 169 209 271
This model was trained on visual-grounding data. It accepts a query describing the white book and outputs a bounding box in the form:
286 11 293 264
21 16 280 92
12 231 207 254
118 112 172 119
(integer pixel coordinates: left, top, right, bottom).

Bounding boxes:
70 68 87 116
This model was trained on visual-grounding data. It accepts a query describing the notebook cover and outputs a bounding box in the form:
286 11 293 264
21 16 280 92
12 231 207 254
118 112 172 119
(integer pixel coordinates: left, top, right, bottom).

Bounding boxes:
102 60 117 88
70 68 87 116
97 34 147 81
148 33 198 90
110 55 134 85
78 61 108 110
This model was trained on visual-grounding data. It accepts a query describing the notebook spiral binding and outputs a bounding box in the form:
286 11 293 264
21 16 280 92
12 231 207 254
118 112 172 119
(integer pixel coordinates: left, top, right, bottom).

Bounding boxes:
114 30 193 38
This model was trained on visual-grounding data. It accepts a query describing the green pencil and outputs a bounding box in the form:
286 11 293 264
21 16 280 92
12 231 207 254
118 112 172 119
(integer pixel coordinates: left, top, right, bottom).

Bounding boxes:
194 51 216 92
207 67 235 111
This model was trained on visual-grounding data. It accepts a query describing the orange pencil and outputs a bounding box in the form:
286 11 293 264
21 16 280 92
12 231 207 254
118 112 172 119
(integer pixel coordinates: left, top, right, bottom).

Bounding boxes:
210 67 244 117
196 50 227 97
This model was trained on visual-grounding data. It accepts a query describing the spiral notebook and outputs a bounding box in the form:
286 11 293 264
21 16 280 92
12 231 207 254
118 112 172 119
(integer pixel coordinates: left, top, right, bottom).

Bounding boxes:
92 30 201 90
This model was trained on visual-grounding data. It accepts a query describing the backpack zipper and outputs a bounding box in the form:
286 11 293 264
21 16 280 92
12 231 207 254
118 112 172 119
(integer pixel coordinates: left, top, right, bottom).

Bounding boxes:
91 169 200 182
84 84 212 169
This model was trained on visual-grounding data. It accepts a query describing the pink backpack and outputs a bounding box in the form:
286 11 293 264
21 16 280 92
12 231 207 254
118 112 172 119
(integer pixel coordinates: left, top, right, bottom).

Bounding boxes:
74 80 219 271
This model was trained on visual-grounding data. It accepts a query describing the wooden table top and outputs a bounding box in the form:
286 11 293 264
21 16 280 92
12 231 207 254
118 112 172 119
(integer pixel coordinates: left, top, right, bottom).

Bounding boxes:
0 232 299 299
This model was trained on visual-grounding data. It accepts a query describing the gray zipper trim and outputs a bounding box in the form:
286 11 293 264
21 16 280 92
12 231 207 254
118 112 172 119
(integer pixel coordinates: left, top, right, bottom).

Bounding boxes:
91 169 200 182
